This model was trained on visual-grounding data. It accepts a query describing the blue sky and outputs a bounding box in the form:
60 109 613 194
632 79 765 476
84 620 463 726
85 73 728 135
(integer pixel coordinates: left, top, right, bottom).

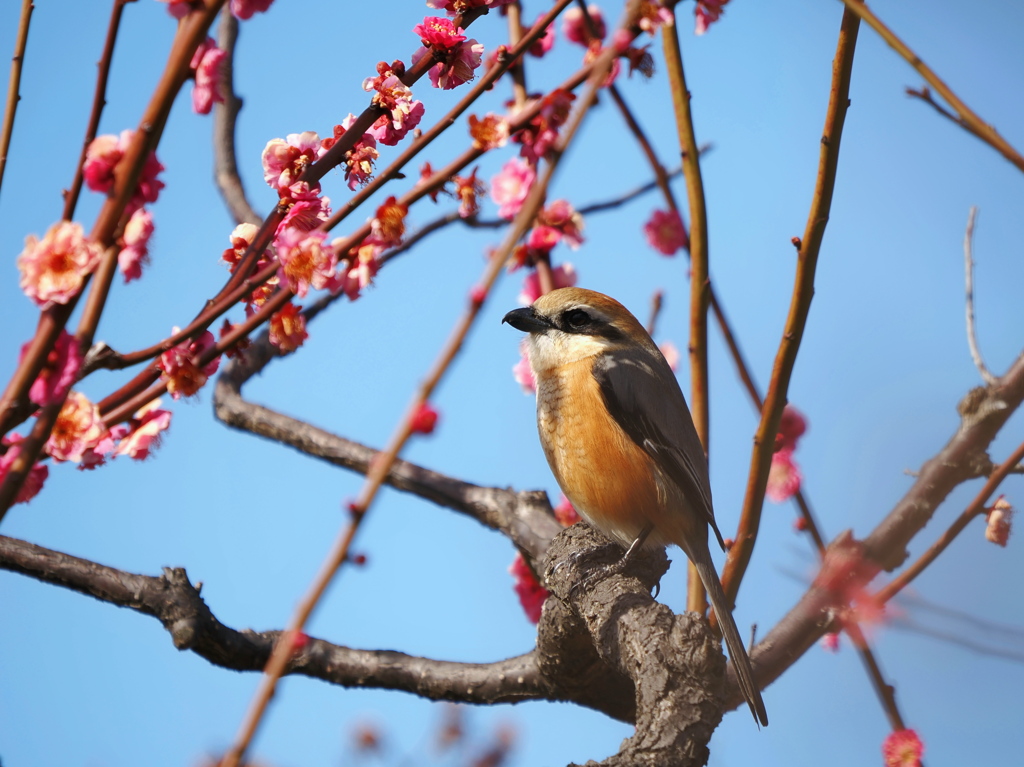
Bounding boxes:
2 1 1023 765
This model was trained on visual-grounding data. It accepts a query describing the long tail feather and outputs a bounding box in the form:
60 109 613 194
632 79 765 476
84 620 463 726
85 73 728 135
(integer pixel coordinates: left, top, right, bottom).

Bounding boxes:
689 542 769 727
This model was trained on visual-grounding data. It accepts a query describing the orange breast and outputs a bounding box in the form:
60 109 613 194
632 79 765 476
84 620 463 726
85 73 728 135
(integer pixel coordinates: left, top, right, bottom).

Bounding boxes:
536 359 667 548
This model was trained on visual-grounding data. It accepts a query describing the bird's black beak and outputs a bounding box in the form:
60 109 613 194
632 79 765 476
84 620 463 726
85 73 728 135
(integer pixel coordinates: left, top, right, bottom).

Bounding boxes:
502 307 552 333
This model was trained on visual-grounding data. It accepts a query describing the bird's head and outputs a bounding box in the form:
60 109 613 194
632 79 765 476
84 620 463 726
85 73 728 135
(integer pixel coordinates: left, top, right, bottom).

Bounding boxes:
502 287 655 373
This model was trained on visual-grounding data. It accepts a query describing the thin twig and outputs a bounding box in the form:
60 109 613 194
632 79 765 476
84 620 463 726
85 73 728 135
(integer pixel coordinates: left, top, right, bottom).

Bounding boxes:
62 0 135 221
0 0 33 199
838 0 1024 174
722 6 861 604
877 437 1024 605
963 206 996 384
905 86 986 143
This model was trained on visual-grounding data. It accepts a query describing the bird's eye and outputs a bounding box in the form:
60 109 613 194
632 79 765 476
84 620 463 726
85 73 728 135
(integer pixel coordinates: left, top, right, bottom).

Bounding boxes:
563 309 590 329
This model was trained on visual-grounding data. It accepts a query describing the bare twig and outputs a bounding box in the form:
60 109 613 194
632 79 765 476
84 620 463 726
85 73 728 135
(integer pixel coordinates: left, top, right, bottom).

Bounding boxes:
213 6 261 227
878 437 1024 604
963 206 996 384
62 0 135 221
838 0 1024 174
722 6 861 604
905 86 986 143
0 0 33 199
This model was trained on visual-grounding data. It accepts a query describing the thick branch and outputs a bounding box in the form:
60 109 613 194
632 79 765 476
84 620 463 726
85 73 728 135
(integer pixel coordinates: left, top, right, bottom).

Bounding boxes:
0 534 545 705
213 333 562 563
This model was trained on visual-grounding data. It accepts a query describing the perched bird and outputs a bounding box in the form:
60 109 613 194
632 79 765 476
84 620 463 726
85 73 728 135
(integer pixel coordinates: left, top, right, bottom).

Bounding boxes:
503 287 768 726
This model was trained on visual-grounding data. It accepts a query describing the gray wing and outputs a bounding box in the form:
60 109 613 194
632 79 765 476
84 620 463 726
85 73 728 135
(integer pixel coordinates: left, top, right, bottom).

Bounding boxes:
592 348 725 550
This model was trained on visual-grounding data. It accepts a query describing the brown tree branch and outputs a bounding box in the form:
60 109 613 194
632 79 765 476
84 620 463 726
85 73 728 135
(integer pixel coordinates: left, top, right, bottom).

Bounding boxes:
0 534 548 706
839 0 1024 174
878 436 1024 604
0 0 33 198
212 333 563 563
905 86 987 144
722 5 861 603
213 6 261 227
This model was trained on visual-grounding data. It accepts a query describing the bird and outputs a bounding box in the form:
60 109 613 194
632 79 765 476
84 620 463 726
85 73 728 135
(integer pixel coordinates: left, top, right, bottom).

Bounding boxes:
503 286 768 727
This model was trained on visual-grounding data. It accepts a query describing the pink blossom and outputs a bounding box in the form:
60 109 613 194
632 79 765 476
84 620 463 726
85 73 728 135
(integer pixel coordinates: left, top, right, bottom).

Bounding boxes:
45 391 106 463
230 0 274 20
639 2 675 35
563 5 605 46
82 130 164 214
813 537 885 633
78 431 116 471
329 237 382 301
515 89 575 163
766 448 802 503
527 16 556 58
468 113 509 151
985 496 1013 547
268 302 308 353
368 99 424 146
820 632 840 652
261 131 324 200
0 435 48 505
525 226 561 255
659 341 680 372
82 134 121 192
20 330 82 407
363 64 424 146
410 402 440 435
695 1 727 35
538 199 584 248
157 329 220 400
221 222 260 270
412 38 484 90
554 494 581 527
278 196 331 234
18 221 102 305
512 341 536 394
883 729 924 767
452 169 485 218
777 404 807 452
322 117 379 190
112 399 172 460
275 228 336 298
190 37 227 115
413 16 466 50
490 158 535 220
159 0 193 19
370 196 409 248
643 208 688 255
518 263 577 305
118 207 154 283
509 552 548 624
